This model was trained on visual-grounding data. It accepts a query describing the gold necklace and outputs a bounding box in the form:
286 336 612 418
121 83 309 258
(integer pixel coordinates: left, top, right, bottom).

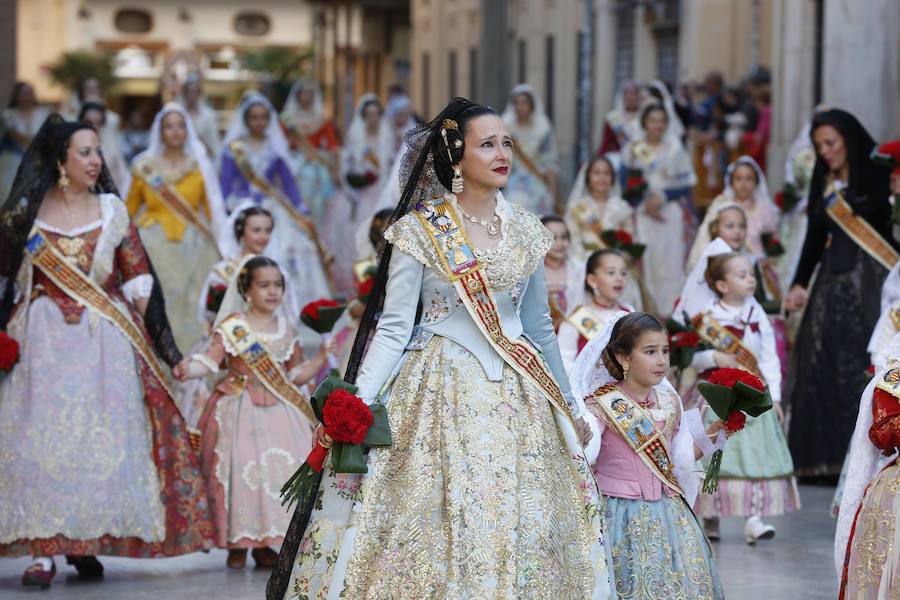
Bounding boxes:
456 202 501 239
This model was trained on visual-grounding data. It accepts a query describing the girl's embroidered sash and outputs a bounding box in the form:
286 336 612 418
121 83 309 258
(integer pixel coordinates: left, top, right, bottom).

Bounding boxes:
27 228 179 400
228 140 333 278
566 305 603 341
136 159 220 252
691 311 762 376
824 183 899 270
586 383 683 496
413 196 575 426
217 314 316 422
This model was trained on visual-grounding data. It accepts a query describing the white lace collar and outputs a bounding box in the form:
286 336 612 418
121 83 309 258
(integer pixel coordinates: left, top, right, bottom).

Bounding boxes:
35 193 118 236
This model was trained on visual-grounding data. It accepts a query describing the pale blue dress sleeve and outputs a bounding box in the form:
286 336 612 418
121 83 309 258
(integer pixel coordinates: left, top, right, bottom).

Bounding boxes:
519 262 576 406
353 249 424 403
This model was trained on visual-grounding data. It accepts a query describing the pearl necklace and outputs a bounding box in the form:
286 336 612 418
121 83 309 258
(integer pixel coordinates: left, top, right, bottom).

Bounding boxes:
456 202 502 239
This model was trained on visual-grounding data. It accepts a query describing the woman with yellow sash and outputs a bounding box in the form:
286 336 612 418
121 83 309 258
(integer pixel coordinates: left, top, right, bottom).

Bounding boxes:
126 102 226 351
0 115 212 587
177 255 328 569
784 109 898 477
571 312 727 599
501 84 560 215
268 98 614 599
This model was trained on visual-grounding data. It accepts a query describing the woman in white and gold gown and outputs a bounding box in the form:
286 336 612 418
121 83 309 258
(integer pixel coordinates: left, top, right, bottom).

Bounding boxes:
268 98 613 600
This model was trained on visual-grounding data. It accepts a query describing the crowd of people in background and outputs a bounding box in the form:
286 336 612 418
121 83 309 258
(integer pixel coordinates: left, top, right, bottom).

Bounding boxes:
1 64 900 600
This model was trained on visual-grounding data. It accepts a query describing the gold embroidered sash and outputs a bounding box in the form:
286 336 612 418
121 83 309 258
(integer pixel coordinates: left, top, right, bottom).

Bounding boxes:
26 228 178 400
566 305 603 341
228 140 334 278
586 383 683 496
217 314 316 423
691 311 762 376
135 159 220 252
825 184 899 270
413 196 575 426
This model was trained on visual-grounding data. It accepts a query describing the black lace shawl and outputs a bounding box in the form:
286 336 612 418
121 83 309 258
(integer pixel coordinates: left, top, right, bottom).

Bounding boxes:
0 113 182 366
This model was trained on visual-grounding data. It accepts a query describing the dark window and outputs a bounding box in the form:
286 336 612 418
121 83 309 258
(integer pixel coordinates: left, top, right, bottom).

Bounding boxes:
545 35 555 121
449 50 458 98
517 39 527 83
613 3 635 90
422 52 431 116
469 47 478 100
114 9 153 34
234 12 271 36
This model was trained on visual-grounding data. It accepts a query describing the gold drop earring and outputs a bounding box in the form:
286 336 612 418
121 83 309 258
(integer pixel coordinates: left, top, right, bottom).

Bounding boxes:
622 363 629 380
451 166 464 194
57 161 70 191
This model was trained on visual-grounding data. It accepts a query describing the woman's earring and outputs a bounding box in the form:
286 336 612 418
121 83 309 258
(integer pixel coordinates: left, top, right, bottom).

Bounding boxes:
57 161 70 192
590 284 599 298
451 167 464 194
622 363 629 379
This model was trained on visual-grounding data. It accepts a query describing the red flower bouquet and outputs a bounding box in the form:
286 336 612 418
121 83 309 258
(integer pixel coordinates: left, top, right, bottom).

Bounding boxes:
698 367 772 493
280 374 392 510
346 171 378 189
300 298 347 334
665 312 711 371
355 267 377 304
206 283 227 314
600 228 646 260
622 167 648 203
775 182 801 213
0 331 20 379
760 232 785 258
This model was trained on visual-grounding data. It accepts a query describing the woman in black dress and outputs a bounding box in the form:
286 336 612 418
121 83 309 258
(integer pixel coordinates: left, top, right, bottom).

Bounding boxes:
784 109 896 477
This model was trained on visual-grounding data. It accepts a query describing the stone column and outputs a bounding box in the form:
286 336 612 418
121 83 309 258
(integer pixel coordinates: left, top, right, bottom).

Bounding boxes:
479 0 511 111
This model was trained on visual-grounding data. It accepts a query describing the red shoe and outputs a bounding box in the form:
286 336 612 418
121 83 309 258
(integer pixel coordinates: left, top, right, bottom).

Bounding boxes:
66 555 104 579
22 560 56 588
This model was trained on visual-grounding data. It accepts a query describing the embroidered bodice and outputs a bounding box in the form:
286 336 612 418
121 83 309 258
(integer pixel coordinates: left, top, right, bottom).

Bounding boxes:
353 192 575 405
690 297 782 402
26 194 153 324
589 385 681 501
203 314 304 407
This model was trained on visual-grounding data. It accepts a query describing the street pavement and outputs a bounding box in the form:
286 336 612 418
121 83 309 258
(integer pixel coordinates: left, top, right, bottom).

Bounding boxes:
0 485 838 599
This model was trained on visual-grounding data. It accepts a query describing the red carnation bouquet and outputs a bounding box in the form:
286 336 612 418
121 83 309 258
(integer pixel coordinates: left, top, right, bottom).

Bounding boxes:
206 283 227 314
622 167 647 203
760 232 785 258
0 331 20 381
280 373 392 510
355 265 377 304
698 367 773 493
774 182 801 213
600 228 646 260
300 299 347 369
665 312 711 370
346 171 378 189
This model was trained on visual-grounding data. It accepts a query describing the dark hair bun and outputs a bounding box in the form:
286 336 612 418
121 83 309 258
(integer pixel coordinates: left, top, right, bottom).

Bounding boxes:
429 100 497 191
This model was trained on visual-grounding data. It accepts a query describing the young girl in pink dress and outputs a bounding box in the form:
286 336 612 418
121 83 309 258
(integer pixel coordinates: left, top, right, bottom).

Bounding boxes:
176 255 329 569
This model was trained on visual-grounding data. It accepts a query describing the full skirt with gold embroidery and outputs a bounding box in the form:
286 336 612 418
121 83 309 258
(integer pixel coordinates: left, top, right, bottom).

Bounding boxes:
279 335 613 599
603 494 725 599
840 459 900 598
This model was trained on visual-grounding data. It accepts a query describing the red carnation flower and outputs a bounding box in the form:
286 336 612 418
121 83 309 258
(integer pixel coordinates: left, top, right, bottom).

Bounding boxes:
625 176 643 189
322 388 373 445
614 229 633 245
774 191 784 209
867 364 876 376
725 411 747 433
707 367 765 392
0 332 19 371
765 235 781 247
671 331 700 349
356 277 375 300
301 298 340 322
